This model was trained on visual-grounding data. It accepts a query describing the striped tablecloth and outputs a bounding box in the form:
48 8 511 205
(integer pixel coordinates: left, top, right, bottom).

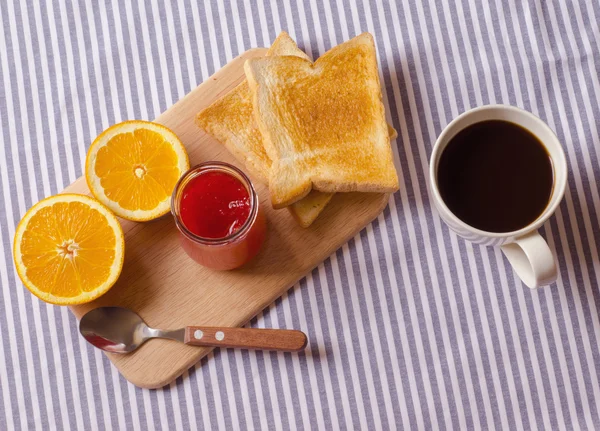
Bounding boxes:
2 1 600 429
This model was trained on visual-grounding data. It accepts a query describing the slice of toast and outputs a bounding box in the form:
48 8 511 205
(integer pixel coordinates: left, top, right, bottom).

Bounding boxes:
197 32 397 225
197 32 334 227
245 33 399 208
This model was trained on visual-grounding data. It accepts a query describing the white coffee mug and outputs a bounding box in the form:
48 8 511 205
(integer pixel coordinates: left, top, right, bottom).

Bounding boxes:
429 105 568 288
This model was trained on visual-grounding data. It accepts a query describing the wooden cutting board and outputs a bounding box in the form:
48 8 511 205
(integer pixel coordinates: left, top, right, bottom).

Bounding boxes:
65 48 390 389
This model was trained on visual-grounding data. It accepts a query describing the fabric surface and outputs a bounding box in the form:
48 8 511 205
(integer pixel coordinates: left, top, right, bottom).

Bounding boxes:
1 0 600 429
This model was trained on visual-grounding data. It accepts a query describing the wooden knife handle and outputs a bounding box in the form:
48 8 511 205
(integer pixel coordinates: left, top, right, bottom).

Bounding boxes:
183 326 308 352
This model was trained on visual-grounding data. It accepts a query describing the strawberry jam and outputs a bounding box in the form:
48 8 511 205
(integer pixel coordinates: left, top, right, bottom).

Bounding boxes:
180 171 251 239
172 162 266 270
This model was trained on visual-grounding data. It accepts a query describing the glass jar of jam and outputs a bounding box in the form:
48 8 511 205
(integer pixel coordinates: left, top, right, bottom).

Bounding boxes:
171 162 266 270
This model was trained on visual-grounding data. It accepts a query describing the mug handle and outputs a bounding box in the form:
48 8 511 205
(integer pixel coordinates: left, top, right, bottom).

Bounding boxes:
500 231 557 288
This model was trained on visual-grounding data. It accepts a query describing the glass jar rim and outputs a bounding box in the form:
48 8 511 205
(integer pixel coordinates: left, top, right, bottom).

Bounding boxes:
171 161 259 245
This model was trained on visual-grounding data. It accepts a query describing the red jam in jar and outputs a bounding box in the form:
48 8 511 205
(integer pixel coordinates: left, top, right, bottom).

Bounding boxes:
171 162 266 270
180 171 251 239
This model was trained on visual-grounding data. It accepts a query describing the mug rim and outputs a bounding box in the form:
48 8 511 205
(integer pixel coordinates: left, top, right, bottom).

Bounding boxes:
429 104 568 239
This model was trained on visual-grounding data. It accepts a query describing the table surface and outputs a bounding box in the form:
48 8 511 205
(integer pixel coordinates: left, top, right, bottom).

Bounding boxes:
2 0 600 430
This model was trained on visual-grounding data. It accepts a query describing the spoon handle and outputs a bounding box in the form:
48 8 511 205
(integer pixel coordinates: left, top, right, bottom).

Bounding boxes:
183 326 307 351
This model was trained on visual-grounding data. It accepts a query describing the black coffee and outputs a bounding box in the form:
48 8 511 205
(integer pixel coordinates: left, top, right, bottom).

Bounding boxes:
437 120 553 233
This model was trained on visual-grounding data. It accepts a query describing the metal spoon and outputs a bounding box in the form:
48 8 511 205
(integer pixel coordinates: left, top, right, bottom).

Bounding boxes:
79 307 307 354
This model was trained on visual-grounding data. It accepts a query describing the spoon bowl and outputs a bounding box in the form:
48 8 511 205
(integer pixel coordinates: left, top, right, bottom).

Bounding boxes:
79 307 154 353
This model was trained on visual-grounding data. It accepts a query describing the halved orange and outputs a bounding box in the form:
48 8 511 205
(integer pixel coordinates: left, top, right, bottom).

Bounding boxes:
13 194 125 305
86 120 190 221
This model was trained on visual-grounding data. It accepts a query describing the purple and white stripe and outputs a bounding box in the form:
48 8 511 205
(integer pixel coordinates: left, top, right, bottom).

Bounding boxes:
1 0 600 429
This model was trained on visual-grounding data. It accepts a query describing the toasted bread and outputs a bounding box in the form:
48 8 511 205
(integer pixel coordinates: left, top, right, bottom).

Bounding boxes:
198 32 397 225
245 33 399 208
